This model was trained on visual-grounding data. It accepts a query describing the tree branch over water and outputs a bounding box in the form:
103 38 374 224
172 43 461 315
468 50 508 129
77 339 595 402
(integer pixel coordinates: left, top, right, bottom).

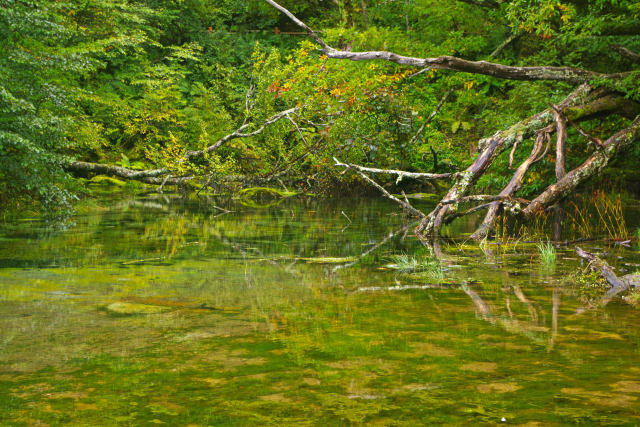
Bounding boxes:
264 0 640 242
263 0 629 84
67 106 299 187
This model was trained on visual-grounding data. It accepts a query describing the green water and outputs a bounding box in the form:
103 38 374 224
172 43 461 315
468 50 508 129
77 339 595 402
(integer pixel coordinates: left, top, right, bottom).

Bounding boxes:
1 194 640 425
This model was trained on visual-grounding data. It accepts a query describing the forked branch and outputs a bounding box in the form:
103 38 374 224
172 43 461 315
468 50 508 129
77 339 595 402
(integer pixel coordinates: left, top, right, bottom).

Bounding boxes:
67 105 300 187
185 107 298 160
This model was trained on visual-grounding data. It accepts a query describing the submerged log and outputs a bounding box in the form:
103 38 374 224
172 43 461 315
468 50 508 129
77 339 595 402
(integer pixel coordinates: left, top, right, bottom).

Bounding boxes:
575 247 640 305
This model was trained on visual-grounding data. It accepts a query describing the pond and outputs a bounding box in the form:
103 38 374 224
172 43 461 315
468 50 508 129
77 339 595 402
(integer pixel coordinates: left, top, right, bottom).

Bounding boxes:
1 193 640 425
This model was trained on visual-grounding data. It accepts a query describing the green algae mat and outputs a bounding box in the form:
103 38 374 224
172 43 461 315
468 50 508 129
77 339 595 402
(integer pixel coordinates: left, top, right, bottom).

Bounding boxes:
2 195 640 425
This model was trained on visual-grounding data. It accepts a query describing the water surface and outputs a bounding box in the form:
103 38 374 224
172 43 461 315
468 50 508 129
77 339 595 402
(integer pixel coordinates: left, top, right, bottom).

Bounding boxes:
1 194 640 425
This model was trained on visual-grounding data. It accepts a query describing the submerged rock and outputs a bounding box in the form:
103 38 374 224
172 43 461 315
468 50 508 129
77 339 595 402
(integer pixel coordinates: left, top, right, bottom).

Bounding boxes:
105 302 173 315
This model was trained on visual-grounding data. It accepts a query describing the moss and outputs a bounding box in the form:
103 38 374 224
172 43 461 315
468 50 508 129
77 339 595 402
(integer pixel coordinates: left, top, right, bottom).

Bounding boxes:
237 187 297 199
88 175 127 187
570 270 609 303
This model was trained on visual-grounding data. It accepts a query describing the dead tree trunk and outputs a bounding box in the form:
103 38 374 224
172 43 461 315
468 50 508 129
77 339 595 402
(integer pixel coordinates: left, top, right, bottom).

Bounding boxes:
469 125 551 240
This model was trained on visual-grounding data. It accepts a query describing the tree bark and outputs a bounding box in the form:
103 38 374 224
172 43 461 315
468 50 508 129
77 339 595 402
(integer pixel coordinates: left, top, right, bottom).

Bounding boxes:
610 44 640 64
416 84 596 237
470 127 549 240
523 116 640 217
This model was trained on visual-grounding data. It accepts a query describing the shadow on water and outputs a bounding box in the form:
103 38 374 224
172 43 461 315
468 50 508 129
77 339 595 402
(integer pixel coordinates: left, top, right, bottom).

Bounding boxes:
1 193 640 425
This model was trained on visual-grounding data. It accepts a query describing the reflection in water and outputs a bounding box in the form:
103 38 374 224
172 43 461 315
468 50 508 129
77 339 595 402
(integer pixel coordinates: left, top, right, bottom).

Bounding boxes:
1 194 640 425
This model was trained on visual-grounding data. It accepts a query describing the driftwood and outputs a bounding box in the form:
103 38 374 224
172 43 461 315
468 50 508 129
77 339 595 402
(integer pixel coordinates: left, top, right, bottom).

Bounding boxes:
575 247 640 305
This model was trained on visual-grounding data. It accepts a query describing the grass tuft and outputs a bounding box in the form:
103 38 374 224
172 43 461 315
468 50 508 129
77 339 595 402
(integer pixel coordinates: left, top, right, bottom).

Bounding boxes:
537 241 556 265
386 253 444 280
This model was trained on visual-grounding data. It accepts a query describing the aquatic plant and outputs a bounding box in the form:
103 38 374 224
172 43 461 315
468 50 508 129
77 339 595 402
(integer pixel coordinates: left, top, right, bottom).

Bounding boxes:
570 269 609 304
593 191 627 240
537 241 556 265
386 254 444 280
566 191 628 240
514 210 549 241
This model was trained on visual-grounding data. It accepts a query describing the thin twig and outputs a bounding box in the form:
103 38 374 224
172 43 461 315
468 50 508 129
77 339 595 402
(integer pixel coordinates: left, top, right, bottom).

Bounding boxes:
409 90 452 145
333 159 456 184
508 133 523 168
335 158 426 218
408 66 432 79
286 114 310 148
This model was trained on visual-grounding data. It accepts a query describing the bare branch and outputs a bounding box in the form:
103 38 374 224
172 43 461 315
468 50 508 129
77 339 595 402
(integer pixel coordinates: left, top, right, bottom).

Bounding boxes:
523 115 640 217
552 104 567 180
286 114 310 148
470 128 549 240
609 44 640 64
508 133 523 168
334 158 426 218
184 107 298 160
549 103 603 148
67 162 189 186
333 159 457 184
242 83 255 125
263 0 628 84
438 194 524 206
263 0 328 49
408 66 432 79
489 32 520 59
409 90 452 146
416 84 623 238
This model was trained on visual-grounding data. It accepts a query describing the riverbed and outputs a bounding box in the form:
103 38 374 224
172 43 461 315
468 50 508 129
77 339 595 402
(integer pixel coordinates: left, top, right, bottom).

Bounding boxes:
1 193 640 425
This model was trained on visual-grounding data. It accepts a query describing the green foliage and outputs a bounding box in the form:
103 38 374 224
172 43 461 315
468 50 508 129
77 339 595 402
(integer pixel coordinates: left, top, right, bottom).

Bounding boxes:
1 0 639 211
571 269 609 303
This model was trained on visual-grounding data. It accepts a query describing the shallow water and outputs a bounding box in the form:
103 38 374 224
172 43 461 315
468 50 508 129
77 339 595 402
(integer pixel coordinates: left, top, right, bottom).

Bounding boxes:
1 194 640 425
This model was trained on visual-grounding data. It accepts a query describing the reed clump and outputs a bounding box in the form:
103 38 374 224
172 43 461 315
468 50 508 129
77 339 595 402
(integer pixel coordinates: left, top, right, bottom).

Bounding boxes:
566 190 628 240
386 254 444 280
537 241 556 265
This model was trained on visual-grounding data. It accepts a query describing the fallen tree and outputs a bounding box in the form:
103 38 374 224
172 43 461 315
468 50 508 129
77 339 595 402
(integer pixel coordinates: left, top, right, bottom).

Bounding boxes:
65 106 301 189
265 0 640 241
